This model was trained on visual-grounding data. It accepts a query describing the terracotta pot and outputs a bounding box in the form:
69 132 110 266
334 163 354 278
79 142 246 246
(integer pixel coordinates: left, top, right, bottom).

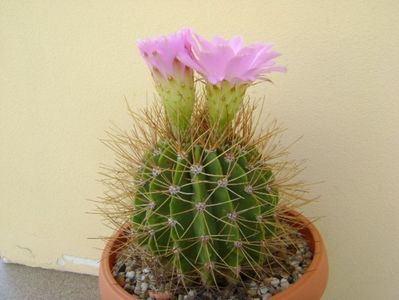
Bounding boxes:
270 211 329 300
99 211 328 300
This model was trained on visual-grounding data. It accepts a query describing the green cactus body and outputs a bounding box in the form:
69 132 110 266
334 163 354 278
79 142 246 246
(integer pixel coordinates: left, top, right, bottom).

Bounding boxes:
132 141 279 283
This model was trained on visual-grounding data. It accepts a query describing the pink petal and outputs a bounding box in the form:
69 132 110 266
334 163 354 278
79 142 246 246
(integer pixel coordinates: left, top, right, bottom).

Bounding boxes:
224 54 257 80
229 36 244 53
194 46 235 81
177 51 204 74
136 29 195 79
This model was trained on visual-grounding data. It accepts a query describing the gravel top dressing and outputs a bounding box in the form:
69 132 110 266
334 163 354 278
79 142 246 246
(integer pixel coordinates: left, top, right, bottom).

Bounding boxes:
112 232 312 300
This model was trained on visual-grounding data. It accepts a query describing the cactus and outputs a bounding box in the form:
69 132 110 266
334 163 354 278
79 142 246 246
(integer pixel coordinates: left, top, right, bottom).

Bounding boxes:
100 30 310 293
130 135 279 284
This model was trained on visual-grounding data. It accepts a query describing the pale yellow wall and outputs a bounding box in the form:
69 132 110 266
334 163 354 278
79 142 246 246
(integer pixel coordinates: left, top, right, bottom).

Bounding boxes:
1 1 399 299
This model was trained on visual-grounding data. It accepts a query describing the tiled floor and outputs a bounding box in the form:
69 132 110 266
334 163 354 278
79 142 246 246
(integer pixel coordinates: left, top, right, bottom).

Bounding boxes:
0 261 99 300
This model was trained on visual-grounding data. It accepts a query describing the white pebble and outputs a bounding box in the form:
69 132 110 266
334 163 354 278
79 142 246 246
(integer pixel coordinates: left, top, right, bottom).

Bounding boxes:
259 286 269 295
141 282 149 292
249 281 258 288
280 278 290 290
304 251 312 258
185 290 196 299
126 271 135 279
290 260 300 267
262 293 272 300
134 286 141 294
295 266 303 272
271 277 280 287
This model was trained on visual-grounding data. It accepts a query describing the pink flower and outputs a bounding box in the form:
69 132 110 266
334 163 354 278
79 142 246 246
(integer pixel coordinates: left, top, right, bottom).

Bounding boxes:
178 33 286 85
137 29 196 136
137 29 193 82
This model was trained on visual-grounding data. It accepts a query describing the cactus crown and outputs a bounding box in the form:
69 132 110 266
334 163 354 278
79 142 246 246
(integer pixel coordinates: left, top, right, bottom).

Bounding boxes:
100 30 311 294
